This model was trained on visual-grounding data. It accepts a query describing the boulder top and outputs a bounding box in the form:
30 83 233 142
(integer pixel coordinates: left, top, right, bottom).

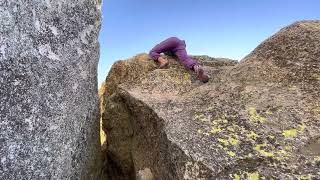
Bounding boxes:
229 20 320 84
101 20 320 179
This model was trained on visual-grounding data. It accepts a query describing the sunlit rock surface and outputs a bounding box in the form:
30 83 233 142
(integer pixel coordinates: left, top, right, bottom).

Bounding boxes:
0 0 102 179
100 21 320 179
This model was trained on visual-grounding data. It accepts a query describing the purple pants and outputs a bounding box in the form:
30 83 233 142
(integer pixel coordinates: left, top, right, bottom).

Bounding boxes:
149 37 198 70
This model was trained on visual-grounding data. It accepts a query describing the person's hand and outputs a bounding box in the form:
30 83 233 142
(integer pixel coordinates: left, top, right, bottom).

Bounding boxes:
158 56 169 69
158 56 167 63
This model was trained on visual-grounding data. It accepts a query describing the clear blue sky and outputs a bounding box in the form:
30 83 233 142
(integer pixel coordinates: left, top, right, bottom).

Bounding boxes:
98 0 320 85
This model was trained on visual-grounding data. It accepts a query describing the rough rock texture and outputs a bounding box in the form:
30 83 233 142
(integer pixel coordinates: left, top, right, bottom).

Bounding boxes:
0 0 102 179
101 21 320 179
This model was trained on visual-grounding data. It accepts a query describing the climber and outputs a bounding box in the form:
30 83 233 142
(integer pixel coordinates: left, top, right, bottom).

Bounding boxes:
149 37 209 83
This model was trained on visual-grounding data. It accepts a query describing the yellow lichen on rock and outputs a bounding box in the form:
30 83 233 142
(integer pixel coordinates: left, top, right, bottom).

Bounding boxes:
282 129 297 138
298 174 312 180
210 126 222 134
288 85 297 91
218 136 240 147
247 131 259 141
312 156 320 165
218 138 230 146
227 151 236 157
233 173 240 180
247 171 259 180
311 73 320 81
254 144 274 157
247 107 266 123
229 137 239 146
183 72 191 81
227 126 236 132
194 114 209 122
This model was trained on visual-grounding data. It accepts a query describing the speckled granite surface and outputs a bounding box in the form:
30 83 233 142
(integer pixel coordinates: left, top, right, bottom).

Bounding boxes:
0 0 102 179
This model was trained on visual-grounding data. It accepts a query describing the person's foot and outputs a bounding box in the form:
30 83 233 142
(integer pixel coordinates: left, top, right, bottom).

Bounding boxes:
158 57 169 69
194 65 209 83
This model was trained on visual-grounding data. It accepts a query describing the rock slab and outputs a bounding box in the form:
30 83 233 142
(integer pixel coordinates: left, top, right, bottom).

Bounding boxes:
101 21 320 179
0 0 102 179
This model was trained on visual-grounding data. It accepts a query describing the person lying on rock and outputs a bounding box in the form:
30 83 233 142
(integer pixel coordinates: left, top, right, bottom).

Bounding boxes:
149 37 209 83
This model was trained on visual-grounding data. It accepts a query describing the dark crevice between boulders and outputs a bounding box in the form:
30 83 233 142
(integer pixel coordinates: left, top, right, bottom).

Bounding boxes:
100 91 136 179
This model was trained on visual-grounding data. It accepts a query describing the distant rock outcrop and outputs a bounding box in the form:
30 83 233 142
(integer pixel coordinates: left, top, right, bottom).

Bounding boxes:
100 21 320 179
0 1 102 179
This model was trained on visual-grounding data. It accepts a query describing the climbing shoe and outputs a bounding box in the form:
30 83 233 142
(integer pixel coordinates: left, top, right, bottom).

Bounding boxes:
194 65 209 83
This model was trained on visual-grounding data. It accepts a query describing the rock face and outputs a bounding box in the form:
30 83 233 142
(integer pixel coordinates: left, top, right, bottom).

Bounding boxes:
100 20 320 179
0 1 101 179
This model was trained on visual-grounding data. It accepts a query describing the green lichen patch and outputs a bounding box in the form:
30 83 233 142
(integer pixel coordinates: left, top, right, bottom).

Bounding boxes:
312 156 320 165
282 129 297 138
229 137 240 145
311 73 320 81
210 126 222 134
227 151 236 157
247 107 266 123
194 114 210 122
218 138 230 146
233 173 240 180
247 171 260 180
288 85 297 91
254 144 274 157
247 131 259 141
183 72 191 81
218 135 240 147
297 174 313 180
193 103 316 177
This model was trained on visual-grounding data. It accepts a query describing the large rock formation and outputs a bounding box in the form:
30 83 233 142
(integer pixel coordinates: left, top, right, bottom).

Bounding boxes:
100 20 320 179
0 1 102 179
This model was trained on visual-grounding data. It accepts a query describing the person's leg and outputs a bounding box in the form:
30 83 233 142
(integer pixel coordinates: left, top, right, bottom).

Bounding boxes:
174 41 209 83
173 40 198 70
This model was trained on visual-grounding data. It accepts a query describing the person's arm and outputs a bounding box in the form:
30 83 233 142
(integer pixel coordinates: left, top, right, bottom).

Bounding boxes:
149 42 167 61
149 48 161 61
149 49 168 68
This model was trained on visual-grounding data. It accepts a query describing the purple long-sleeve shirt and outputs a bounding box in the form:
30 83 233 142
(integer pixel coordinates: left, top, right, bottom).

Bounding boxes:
149 37 198 69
